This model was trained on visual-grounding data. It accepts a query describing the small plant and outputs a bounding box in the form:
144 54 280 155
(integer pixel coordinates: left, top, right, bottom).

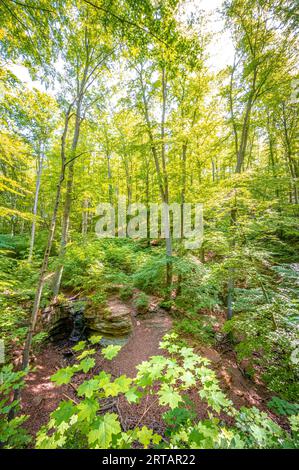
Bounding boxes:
32 331 49 352
268 397 299 416
0 364 31 448
159 299 174 310
134 292 149 314
175 315 216 345
119 285 134 301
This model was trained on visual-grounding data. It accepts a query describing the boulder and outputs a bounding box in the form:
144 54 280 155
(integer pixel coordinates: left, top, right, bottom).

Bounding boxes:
84 298 133 339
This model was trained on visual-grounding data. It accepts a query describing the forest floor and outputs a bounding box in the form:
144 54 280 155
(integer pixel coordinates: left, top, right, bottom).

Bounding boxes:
20 294 286 440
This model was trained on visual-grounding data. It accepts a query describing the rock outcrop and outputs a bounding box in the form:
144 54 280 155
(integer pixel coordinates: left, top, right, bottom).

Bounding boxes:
41 300 86 342
84 298 133 339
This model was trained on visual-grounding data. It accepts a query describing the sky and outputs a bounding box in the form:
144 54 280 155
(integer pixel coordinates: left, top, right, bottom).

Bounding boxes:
8 0 235 94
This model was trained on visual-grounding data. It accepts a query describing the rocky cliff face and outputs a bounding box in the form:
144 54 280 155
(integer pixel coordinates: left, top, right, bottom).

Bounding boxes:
41 297 133 343
41 300 86 342
84 298 133 339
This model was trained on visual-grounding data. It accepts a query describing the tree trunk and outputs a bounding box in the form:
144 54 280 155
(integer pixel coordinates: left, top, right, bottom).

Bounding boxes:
52 99 82 297
9 106 73 418
28 149 44 262
82 197 89 236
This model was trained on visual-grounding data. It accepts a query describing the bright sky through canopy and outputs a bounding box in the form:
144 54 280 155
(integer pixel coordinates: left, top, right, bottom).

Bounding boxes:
8 0 234 92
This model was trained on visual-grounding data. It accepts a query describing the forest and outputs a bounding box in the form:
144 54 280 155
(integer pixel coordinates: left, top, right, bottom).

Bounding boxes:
0 0 298 452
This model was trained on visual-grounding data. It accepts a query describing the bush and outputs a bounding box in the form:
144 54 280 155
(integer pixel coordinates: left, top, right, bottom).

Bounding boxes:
119 285 134 301
174 315 216 345
134 292 150 313
0 364 31 448
133 255 166 295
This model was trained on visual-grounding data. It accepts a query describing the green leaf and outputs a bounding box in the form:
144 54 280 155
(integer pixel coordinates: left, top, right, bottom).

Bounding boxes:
136 426 153 448
88 413 121 448
95 370 111 387
77 349 96 360
77 379 100 398
51 401 75 425
125 387 142 404
77 398 99 421
199 388 231 413
51 367 75 385
102 380 122 397
102 345 121 360
72 341 86 352
114 375 132 392
89 335 102 345
158 385 183 409
78 357 95 373
181 370 196 387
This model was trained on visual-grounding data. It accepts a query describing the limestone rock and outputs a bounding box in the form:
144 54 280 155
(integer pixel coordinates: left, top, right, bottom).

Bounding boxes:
84 298 133 338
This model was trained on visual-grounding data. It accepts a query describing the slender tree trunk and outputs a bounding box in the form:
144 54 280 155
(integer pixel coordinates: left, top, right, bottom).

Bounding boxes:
82 198 89 236
160 67 172 294
52 100 82 297
9 106 73 418
28 149 44 262
176 141 187 296
235 98 253 173
106 154 113 204
145 157 150 246
227 205 236 320
139 65 172 295
282 103 298 204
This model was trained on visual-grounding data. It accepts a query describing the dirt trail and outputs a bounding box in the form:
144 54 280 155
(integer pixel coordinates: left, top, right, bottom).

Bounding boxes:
101 306 172 378
20 346 70 436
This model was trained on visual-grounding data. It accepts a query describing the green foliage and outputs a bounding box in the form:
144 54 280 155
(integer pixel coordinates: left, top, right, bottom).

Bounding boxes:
223 263 299 401
134 292 150 313
133 255 167 295
35 333 299 449
104 243 136 274
268 397 299 417
163 398 197 436
173 258 222 311
0 364 31 448
101 345 122 360
119 285 134 301
174 315 216 345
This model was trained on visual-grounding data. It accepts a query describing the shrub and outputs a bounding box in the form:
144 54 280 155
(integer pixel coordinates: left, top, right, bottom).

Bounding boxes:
134 292 150 314
133 256 166 295
174 315 216 345
0 364 30 448
119 285 134 301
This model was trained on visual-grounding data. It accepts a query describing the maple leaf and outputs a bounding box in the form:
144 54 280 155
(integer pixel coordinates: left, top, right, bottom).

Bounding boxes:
51 366 75 385
95 370 111 387
78 357 95 373
181 370 196 387
102 380 122 397
77 398 99 422
101 345 121 360
114 375 132 392
77 379 100 398
136 426 153 448
77 349 96 360
125 387 143 404
72 341 86 352
158 385 183 409
89 334 102 345
52 400 75 425
88 413 121 448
